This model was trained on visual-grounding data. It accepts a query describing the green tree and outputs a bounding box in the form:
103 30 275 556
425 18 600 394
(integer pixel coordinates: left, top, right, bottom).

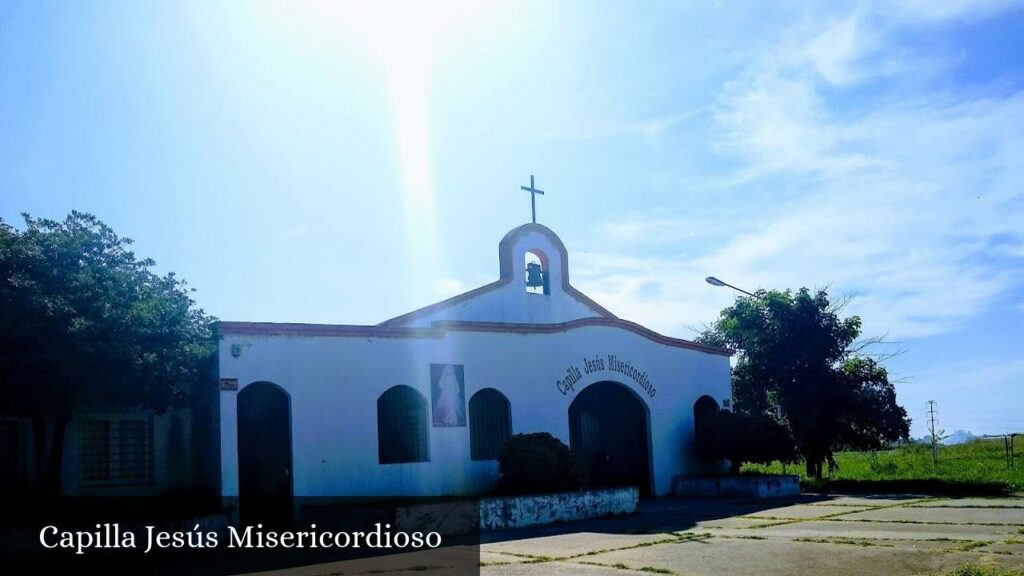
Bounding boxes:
698 288 910 478
0 212 215 495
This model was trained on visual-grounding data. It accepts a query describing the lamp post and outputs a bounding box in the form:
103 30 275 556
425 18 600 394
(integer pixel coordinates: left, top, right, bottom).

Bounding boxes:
705 276 759 298
706 275 780 445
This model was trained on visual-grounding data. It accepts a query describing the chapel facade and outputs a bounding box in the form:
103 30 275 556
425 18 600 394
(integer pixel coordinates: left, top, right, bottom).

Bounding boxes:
214 223 732 518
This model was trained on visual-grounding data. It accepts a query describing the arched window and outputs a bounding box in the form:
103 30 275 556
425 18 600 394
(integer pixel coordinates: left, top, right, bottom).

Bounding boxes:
469 388 512 461
524 249 550 295
693 395 720 432
377 386 429 464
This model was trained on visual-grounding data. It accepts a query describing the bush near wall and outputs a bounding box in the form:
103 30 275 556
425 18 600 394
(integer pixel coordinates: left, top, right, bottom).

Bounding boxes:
695 410 798 474
495 433 585 495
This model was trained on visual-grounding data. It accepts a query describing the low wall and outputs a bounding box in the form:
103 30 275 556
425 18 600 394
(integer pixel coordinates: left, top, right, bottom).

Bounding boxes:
394 487 639 534
479 487 639 532
672 475 800 498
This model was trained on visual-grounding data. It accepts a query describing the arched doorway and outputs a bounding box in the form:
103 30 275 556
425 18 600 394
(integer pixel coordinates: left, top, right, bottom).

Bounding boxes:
238 381 293 526
569 381 651 495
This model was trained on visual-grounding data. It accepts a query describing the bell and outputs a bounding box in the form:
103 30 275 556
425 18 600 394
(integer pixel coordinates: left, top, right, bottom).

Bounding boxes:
525 262 546 288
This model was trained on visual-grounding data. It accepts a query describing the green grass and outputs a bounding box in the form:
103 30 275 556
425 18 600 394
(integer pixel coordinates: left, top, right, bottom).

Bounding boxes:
742 439 1024 494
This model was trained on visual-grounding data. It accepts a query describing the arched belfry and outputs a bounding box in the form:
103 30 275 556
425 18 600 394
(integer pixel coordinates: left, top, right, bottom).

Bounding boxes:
498 223 569 294
380 223 615 327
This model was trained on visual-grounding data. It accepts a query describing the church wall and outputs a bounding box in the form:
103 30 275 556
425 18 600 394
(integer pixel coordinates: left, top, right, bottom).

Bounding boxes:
393 227 608 327
217 324 730 499
400 280 601 327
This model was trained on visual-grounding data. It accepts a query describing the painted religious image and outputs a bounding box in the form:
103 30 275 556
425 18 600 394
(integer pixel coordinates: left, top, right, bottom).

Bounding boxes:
430 363 466 427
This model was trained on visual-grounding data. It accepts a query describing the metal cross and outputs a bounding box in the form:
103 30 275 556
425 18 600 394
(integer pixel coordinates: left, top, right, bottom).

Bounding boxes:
520 174 545 224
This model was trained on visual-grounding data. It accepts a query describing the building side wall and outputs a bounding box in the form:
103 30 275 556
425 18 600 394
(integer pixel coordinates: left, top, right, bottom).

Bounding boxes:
217 326 730 499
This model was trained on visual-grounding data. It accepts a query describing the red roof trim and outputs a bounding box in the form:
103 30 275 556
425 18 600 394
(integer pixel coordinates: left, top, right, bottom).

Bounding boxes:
213 319 733 356
214 322 444 338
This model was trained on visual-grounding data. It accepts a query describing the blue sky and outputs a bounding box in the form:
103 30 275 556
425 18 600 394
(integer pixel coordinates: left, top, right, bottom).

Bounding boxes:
2 1 1022 437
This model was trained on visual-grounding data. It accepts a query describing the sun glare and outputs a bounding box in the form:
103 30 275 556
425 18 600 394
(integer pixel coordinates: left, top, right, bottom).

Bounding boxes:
269 1 494 294
255 0 514 302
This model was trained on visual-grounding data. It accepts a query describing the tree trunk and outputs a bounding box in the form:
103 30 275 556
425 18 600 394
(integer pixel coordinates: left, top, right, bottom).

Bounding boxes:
805 458 823 479
45 416 69 496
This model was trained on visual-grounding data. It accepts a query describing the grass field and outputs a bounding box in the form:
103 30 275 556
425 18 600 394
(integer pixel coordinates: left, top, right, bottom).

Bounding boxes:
742 438 1023 494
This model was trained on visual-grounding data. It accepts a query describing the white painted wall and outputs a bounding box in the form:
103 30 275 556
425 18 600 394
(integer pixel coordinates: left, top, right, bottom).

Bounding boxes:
217 324 730 499
391 226 608 327
217 224 731 501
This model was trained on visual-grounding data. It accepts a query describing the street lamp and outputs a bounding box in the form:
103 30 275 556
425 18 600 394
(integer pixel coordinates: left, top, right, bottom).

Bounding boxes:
705 276 758 298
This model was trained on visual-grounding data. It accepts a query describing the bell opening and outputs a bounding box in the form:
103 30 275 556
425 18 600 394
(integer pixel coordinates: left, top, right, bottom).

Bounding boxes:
524 250 549 295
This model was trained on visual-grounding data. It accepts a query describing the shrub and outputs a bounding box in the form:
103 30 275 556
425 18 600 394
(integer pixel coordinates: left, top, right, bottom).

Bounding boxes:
695 410 798 474
495 433 585 495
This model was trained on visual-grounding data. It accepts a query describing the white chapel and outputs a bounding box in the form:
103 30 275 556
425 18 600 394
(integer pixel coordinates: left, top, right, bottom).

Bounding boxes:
214 221 732 519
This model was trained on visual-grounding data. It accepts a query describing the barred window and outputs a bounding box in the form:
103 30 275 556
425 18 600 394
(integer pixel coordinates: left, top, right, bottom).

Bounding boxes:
469 388 511 461
377 386 429 464
80 418 153 484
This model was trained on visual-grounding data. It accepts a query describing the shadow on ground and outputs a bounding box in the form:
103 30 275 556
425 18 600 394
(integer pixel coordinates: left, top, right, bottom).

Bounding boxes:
480 493 836 545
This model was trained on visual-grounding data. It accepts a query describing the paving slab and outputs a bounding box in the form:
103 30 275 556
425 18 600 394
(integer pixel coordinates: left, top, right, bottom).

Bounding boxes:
805 495 930 507
691 516 780 530
641 495 840 517
775 537 969 552
741 503 872 519
977 541 1024 556
909 497 1024 508
481 531 677 559
841 506 1024 525
483 560 651 575
573 537 1020 576
241 544 479 576
481 550 531 565
745 519 1020 541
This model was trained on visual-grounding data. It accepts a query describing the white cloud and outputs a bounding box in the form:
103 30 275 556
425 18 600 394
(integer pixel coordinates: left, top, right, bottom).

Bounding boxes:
887 0 1024 23
542 108 708 146
911 359 1024 391
573 6 1024 342
792 12 880 86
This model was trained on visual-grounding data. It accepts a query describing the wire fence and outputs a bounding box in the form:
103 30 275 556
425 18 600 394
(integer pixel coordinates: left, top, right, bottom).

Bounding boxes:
974 433 1017 470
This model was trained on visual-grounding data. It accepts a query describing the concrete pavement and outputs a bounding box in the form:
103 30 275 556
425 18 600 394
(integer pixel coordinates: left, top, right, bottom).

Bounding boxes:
243 494 1024 576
